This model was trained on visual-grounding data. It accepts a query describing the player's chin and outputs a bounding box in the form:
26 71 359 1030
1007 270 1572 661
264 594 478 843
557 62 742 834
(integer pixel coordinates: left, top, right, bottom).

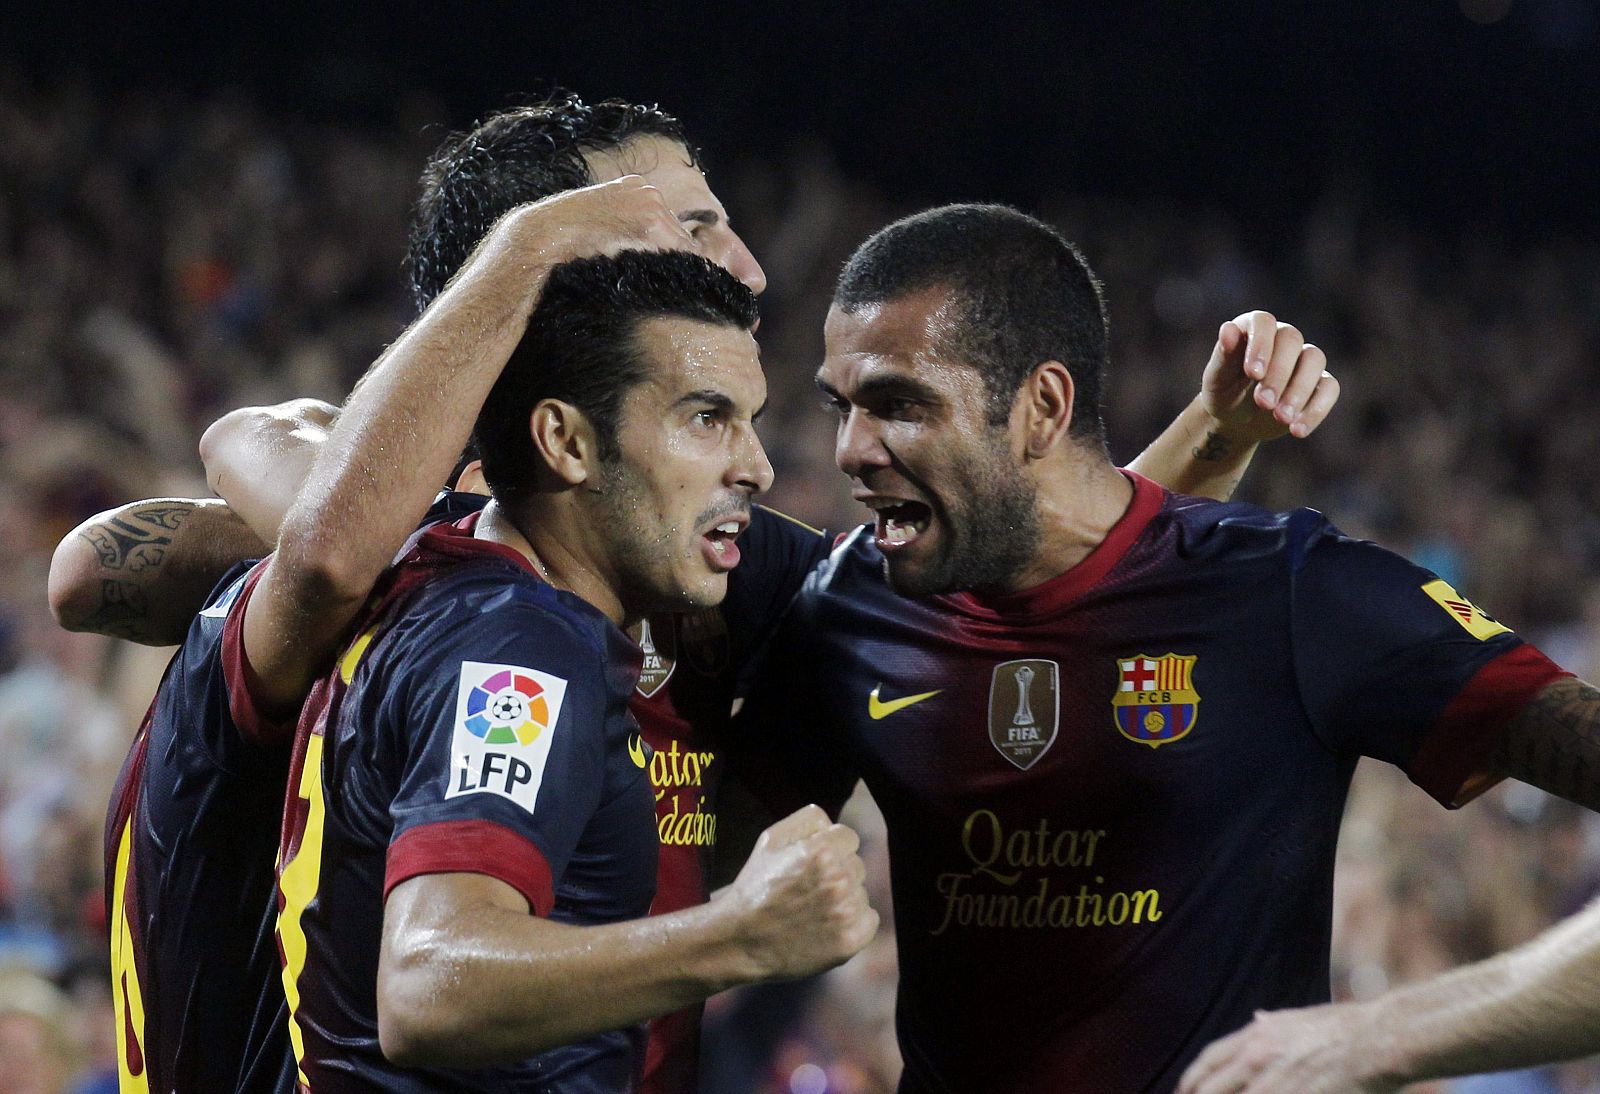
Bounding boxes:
674 569 730 611
881 552 946 599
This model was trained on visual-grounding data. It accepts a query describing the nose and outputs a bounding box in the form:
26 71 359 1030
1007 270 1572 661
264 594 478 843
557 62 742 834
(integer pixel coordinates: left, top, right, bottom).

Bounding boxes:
715 230 767 296
835 407 888 480
732 423 775 496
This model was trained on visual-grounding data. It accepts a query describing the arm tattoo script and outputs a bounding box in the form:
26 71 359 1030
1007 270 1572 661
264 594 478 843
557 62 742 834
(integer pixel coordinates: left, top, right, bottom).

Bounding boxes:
1493 677 1600 811
1192 430 1235 463
79 503 192 573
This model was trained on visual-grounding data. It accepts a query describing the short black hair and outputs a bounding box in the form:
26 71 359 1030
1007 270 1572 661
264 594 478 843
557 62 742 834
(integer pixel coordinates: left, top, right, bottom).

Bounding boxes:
474 249 758 501
406 92 697 315
834 203 1110 445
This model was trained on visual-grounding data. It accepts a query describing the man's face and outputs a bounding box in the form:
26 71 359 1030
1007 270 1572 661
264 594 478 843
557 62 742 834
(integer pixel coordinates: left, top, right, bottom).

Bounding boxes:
819 287 1040 598
583 136 767 296
598 315 773 615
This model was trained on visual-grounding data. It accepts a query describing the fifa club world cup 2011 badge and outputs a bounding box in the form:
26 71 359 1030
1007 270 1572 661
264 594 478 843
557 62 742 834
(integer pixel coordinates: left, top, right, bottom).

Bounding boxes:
988 659 1060 770
632 616 677 698
1112 654 1199 748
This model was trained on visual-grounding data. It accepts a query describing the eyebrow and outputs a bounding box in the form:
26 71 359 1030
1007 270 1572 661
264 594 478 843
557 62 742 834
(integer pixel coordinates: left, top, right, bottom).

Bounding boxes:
676 389 769 421
677 209 721 226
814 372 941 405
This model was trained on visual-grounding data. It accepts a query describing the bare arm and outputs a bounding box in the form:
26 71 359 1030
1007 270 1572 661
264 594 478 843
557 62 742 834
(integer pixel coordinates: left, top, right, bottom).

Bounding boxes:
377 806 876 1066
241 177 697 720
1127 311 1338 501
1490 676 1600 810
48 499 267 645
199 398 337 544
1179 887 1600 1093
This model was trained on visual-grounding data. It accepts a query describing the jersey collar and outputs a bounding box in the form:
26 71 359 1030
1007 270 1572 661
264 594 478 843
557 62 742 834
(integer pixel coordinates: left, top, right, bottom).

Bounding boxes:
937 469 1164 620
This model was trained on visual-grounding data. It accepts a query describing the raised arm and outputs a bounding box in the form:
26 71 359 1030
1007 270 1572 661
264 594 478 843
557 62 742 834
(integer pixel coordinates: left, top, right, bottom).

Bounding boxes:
1127 311 1338 501
199 397 337 544
48 498 267 645
378 805 876 1065
241 177 696 720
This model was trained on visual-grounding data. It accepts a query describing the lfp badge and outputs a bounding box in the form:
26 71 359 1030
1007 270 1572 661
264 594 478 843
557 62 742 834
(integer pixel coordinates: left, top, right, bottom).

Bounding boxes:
1112 654 1199 748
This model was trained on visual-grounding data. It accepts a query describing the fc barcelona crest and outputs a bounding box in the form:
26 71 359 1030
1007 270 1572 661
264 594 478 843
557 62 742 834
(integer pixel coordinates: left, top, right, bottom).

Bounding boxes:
987 659 1060 770
1112 653 1199 748
631 616 676 698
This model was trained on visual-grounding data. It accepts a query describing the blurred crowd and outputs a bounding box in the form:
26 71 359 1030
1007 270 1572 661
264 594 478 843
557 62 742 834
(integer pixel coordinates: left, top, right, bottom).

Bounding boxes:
2 72 1598 1093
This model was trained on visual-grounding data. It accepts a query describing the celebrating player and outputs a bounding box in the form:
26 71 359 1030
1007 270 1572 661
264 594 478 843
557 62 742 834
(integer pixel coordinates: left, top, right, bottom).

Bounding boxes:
728 203 1598 1092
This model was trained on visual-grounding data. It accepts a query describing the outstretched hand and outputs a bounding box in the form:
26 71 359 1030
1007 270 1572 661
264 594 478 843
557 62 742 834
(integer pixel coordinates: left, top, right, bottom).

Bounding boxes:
1177 1001 1402 1094
1201 311 1338 443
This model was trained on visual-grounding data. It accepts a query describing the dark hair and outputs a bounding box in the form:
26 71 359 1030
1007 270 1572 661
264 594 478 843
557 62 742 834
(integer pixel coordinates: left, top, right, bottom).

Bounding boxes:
834 203 1110 445
474 249 758 500
406 92 697 315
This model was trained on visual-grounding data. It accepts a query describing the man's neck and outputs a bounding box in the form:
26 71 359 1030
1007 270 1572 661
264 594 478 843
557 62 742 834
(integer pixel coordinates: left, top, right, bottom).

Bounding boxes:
475 498 627 626
1008 455 1135 592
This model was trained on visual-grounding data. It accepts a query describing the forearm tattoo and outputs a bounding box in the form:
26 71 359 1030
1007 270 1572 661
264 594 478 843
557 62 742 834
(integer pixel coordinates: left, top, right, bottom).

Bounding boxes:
1493 678 1600 811
79 503 192 573
1192 431 1234 463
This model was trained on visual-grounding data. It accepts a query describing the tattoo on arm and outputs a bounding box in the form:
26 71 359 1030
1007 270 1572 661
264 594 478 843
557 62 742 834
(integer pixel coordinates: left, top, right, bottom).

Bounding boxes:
1192 431 1234 463
1492 678 1600 810
77 581 158 644
79 504 192 572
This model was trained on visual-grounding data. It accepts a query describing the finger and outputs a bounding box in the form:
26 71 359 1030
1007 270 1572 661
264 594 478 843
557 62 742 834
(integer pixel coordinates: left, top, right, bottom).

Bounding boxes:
1274 344 1327 423
1178 1036 1238 1094
826 822 862 856
1256 323 1304 411
1288 372 1339 438
1202 322 1245 391
1232 311 1278 382
762 804 830 849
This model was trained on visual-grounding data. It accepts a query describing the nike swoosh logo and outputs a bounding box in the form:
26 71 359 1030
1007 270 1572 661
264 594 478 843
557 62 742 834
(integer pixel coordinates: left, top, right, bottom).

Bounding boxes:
868 684 942 720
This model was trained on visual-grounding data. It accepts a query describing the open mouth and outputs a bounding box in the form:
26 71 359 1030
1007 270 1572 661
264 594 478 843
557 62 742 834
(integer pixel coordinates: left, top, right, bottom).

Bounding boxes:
874 501 932 550
700 519 746 571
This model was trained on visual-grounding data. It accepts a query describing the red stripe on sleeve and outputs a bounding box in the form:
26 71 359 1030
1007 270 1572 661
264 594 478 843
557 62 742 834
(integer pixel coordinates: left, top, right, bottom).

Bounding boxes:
1408 644 1571 808
220 562 294 746
385 820 555 916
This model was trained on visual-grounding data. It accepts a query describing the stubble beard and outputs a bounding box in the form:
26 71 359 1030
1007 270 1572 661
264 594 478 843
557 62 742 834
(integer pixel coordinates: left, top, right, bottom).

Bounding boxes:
885 446 1041 599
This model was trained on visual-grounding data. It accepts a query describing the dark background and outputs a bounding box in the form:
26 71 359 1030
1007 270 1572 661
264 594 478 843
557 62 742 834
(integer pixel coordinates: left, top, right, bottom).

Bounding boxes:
13 0 1600 237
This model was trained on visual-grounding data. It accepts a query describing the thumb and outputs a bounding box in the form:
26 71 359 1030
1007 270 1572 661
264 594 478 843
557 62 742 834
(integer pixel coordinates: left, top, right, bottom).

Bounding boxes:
760 804 830 851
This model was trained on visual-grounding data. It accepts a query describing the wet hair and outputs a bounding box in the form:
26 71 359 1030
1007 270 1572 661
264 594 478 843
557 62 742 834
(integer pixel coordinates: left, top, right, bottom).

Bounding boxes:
834 203 1110 446
405 92 697 314
474 249 757 501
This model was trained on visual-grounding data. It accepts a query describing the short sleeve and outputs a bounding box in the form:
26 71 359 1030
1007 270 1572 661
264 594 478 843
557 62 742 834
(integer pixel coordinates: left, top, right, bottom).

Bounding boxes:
1291 527 1568 805
381 602 612 915
219 559 295 746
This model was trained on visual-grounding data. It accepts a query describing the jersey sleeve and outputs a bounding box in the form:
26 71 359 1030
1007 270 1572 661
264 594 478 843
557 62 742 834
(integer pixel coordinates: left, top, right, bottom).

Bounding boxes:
218 559 295 747
380 598 613 916
1290 523 1568 806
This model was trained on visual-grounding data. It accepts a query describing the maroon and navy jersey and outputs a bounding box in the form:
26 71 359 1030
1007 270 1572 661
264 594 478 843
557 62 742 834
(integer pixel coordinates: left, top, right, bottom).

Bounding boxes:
733 471 1567 1094
274 514 657 1092
625 504 828 1094
104 560 295 1094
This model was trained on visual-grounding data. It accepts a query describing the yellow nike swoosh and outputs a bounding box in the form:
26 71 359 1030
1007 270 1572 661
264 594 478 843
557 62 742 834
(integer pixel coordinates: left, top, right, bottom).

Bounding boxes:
627 733 649 769
868 684 942 720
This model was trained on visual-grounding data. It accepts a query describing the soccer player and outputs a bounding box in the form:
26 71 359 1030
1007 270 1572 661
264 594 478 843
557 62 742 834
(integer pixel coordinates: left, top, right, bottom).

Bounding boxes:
727 202 1599 1093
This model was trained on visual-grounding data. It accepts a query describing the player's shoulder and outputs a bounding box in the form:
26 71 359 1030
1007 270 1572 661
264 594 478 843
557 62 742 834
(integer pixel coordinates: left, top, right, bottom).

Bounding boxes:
1154 492 1335 568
